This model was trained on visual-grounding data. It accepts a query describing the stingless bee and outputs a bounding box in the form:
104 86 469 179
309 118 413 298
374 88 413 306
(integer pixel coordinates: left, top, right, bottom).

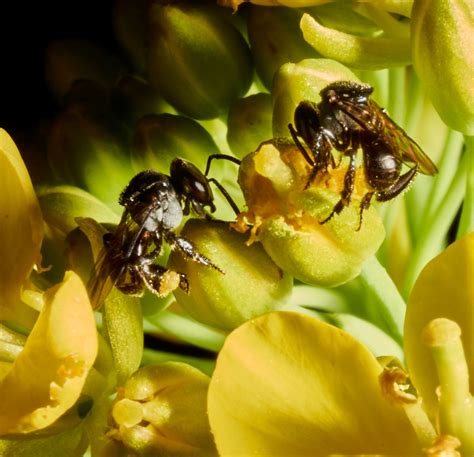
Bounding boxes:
288 80 438 229
87 157 239 309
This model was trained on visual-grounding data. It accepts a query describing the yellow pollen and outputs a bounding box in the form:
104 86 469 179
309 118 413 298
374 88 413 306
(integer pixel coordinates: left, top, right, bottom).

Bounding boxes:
158 270 181 296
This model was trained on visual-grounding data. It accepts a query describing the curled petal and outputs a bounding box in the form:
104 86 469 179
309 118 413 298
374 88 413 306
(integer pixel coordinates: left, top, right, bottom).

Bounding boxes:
301 13 411 69
0 130 43 321
405 234 474 419
0 272 98 434
208 311 421 455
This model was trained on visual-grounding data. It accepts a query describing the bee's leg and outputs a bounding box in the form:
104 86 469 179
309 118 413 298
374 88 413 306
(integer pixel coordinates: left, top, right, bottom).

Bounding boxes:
205 154 241 176
165 232 224 274
207 177 240 216
116 264 144 296
356 192 374 231
321 149 357 224
138 263 187 297
289 123 316 167
375 166 418 202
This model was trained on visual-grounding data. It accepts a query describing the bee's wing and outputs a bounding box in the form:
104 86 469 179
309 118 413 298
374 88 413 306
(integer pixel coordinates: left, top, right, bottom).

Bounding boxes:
87 203 163 309
370 101 438 176
87 210 138 309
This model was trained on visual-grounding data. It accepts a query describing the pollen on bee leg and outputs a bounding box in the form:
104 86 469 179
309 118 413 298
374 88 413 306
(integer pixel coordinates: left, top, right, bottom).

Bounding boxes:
158 270 181 296
423 435 461 457
379 366 418 405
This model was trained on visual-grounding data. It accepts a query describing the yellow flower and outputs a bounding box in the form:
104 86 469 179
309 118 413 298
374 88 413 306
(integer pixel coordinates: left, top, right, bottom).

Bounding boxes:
0 130 98 438
208 234 474 455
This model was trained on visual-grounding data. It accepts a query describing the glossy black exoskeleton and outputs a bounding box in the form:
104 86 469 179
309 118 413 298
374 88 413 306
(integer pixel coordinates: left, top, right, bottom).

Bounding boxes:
289 80 438 229
88 157 239 309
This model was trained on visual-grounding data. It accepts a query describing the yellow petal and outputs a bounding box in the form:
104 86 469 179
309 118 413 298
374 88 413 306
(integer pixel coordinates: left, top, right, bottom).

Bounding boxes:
0 129 43 322
405 234 474 418
0 271 98 434
208 311 420 455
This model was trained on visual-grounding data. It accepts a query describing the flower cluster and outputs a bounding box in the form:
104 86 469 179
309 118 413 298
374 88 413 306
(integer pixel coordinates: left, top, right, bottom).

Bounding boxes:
0 1 472 456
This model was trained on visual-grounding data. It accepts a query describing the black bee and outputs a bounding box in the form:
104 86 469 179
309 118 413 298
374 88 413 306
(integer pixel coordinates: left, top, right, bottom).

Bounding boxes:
289 80 438 229
87 157 238 309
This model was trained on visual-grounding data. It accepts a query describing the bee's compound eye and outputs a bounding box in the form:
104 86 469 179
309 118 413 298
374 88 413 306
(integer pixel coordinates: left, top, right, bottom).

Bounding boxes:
170 158 214 206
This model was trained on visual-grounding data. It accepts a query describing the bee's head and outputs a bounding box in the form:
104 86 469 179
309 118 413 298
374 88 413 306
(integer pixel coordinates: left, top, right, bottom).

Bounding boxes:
169 158 216 214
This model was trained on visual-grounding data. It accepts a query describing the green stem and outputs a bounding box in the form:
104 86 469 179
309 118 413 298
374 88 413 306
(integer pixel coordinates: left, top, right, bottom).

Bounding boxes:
424 130 464 222
457 136 474 239
388 66 406 126
404 70 424 137
360 68 390 106
141 348 215 376
402 152 468 298
376 197 405 266
145 311 226 352
359 256 405 345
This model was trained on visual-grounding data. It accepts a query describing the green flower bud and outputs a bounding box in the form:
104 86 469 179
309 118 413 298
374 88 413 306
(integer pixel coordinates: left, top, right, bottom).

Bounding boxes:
113 0 148 72
309 2 379 35
44 39 125 100
47 108 133 210
147 1 253 119
247 7 317 90
300 13 411 69
411 0 474 134
168 219 293 331
272 58 359 137
131 113 220 173
110 75 173 128
111 362 216 456
227 93 273 158
37 186 118 239
238 142 385 287
36 185 118 283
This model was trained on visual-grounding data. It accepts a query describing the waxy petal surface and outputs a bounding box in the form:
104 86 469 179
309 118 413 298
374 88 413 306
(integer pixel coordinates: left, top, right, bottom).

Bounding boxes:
405 234 474 418
0 272 97 434
0 130 43 321
209 311 420 455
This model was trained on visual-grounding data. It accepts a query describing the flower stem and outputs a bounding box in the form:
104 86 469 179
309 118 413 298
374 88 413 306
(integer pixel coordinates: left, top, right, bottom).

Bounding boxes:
402 151 468 298
359 256 405 345
457 136 474 239
388 66 406 126
404 71 424 137
422 318 474 455
423 129 464 223
145 311 226 352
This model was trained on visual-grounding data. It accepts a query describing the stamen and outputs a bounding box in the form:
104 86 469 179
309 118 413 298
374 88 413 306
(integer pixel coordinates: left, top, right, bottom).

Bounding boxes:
422 318 473 454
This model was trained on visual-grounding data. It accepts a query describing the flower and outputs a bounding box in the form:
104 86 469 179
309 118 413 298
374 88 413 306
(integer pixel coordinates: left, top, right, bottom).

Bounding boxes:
208 234 474 455
0 130 98 452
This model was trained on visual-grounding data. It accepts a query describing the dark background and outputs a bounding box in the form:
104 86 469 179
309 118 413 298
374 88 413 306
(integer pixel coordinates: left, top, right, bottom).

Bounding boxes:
0 1 116 132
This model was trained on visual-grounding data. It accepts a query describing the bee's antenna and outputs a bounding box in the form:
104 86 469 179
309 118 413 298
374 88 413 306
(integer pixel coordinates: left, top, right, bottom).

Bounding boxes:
205 154 241 176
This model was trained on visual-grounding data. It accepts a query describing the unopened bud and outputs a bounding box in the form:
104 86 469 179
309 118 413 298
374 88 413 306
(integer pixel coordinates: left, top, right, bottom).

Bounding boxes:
147 1 253 119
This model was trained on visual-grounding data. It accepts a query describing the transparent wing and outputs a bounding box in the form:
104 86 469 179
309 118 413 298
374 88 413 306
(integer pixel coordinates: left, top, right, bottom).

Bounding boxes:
367 100 438 175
